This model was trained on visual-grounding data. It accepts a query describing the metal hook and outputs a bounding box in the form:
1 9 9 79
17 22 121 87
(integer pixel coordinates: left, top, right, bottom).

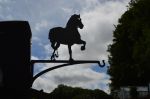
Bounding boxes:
98 60 105 67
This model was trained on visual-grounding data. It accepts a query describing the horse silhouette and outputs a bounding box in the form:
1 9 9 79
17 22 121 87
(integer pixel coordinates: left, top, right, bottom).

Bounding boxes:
48 14 86 61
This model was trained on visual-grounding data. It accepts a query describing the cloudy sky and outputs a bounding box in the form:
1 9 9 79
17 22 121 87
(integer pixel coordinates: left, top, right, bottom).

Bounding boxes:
0 0 130 93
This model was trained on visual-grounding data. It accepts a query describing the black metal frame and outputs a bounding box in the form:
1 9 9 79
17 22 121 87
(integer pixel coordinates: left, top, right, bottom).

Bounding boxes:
30 60 105 86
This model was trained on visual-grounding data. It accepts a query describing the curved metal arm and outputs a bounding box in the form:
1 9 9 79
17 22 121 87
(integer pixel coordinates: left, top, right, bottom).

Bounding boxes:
31 63 72 85
30 60 106 86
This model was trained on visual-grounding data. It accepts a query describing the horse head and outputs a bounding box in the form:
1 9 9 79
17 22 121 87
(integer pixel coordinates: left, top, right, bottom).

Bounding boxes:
66 14 84 29
75 14 84 29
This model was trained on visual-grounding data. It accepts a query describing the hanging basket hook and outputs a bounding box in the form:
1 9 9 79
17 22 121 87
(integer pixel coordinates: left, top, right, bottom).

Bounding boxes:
98 60 105 67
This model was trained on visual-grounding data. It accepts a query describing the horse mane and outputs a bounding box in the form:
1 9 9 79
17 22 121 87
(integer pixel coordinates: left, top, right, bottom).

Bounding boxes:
66 14 79 28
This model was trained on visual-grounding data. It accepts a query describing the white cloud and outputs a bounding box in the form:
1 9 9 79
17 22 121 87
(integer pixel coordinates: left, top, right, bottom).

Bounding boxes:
32 64 110 93
31 56 39 60
0 0 130 94
34 20 48 32
32 0 129 93
45 0 129 61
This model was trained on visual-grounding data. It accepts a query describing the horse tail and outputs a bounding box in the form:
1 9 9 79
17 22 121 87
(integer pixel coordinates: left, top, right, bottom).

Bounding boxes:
49 28 60 50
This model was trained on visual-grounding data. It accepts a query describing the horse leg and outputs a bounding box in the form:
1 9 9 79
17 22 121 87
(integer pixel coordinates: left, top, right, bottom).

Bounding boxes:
68 45 74 61
51 42 60 60
82 40 86 50
54 42 60 58
77 40 86 51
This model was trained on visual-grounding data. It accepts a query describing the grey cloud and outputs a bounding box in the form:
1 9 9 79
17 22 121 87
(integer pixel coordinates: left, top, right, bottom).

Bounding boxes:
32 0 129 93
33 0 129 93
52 74 94 84
33 65 110 93
0 0 129 93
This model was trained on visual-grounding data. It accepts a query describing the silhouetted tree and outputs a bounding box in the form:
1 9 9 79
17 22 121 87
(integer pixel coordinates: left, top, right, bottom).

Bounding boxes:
49 84 113 99
108 0 150 91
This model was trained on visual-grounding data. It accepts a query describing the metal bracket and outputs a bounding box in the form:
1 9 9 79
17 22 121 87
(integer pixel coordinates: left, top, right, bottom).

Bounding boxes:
30 60 105 86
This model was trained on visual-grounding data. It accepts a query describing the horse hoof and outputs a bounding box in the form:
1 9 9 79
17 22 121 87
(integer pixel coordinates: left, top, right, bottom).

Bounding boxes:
55 54 59 58
51 58 56 61
81 46 85 51
51 56 55 60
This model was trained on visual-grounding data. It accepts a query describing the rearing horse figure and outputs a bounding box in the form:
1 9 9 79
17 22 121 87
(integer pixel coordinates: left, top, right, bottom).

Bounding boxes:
48 14 86 61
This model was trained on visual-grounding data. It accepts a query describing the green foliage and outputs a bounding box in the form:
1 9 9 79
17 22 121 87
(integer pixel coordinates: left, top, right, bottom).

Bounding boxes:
108 0 150 90
49 84 113 99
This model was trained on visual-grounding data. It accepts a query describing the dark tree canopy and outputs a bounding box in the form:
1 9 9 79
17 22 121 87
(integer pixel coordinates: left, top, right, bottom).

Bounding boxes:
49 84 113 99
32 85 113 99
108 0 150 90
